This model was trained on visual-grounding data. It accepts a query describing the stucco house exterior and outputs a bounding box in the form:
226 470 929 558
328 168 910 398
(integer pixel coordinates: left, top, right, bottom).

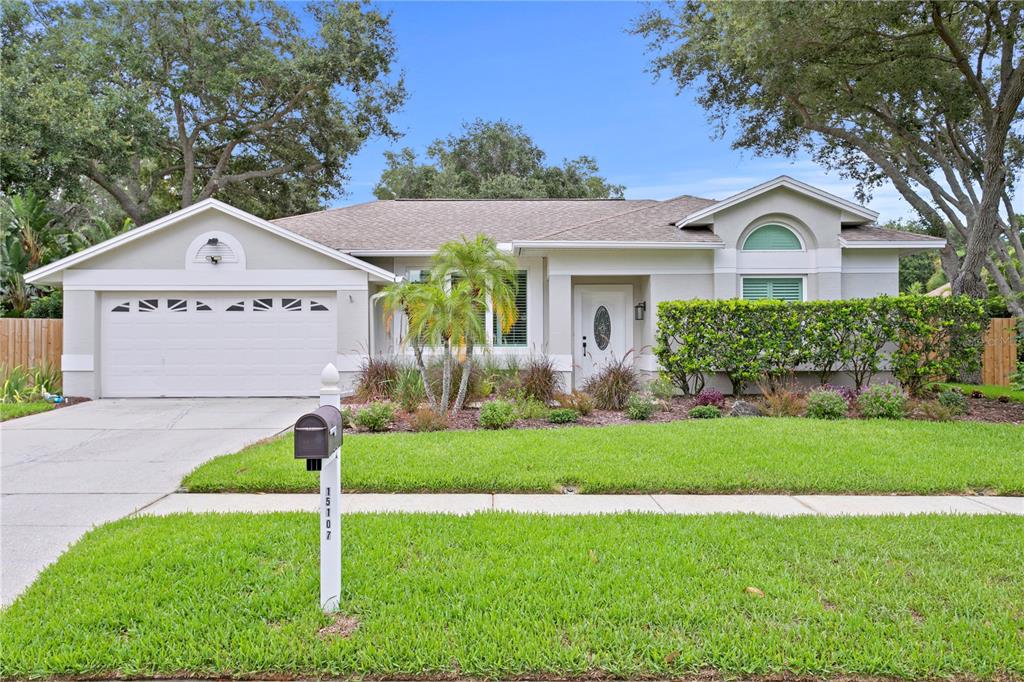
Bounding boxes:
26 176 945 398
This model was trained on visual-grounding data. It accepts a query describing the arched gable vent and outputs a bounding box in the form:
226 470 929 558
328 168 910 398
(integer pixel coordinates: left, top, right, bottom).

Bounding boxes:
742 224 803 251
194 237 239 265
186 231 245 270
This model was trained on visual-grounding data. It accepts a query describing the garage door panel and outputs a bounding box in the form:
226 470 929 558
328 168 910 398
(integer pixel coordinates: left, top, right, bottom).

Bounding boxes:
100 292 338 397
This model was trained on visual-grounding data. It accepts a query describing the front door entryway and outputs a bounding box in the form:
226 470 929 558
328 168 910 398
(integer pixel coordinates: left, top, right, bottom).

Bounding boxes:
573 284 633 387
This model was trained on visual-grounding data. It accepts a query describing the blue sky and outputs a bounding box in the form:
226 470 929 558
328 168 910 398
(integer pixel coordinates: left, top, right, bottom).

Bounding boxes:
310 1 913 221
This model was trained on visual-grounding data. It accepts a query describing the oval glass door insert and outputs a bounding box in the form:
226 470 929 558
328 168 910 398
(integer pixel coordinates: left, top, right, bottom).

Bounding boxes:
593 305 611 350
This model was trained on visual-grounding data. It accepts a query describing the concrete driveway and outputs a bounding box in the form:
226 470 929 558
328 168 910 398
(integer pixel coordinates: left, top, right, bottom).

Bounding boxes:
1 397 313 605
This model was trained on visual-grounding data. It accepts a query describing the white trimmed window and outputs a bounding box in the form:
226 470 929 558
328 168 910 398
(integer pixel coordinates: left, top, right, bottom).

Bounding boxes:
493 270 527 347
742 277 804 301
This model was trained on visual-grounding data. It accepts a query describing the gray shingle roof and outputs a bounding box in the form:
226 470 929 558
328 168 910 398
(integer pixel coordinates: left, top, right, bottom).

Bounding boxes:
529 195 721 243
270 196 931 252
841 226 946 242
273 199 658 251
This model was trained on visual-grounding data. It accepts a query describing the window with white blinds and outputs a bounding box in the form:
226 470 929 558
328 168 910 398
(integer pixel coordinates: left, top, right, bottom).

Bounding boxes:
493 270 528 347
742 277 803 301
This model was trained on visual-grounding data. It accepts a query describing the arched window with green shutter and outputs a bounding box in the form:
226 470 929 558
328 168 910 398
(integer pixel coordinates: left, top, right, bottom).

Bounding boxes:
742 224 802 251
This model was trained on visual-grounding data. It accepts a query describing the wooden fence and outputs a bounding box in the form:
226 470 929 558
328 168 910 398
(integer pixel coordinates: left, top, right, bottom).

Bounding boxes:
0 318 63 369
982 318 1018 386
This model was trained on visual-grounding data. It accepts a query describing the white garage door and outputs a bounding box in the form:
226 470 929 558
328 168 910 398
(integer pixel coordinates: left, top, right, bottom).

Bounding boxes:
100 292 337 397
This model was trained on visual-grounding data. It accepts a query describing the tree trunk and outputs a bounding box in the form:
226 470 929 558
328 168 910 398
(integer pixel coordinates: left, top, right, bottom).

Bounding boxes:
453 339 475 411
440 340 452 415
411 339 436 410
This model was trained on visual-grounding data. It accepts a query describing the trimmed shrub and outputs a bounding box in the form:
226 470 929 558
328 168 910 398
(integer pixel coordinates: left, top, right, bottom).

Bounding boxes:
857 384 908 419
479 399 517 429
889 296 987 395
555 390 595 416
520 355 560 403
356 356 401 401
410 405 448 432
340 406 354 429
624 392 657 420
937 388 968 415
694 388 725 407
805 388 848 420
655 296 986 395
355 402 396 432
688 404 722 419
583 352 640 410
547 408 579 424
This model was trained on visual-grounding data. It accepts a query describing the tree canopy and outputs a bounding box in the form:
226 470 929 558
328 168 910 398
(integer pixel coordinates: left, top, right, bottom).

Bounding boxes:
1 0 406 223
632 1 1023 311
374 119 625 200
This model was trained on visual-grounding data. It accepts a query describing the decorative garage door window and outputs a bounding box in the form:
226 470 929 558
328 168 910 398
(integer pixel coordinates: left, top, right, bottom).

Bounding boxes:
110 298 333 312
593 305 611 350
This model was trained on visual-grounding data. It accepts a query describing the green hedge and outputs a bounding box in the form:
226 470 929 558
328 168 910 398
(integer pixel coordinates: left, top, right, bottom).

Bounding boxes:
655 296 987 395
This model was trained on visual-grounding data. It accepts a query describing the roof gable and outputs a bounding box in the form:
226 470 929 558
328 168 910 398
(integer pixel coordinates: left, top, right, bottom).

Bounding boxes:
25 199 397 284
676 176 878 227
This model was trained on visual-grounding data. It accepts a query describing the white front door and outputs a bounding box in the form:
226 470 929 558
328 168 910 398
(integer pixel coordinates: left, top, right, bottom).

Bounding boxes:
100 292 338 397
573 284 633 387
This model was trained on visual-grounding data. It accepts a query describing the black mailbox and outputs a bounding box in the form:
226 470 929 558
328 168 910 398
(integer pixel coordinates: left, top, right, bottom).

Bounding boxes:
294 406 343 471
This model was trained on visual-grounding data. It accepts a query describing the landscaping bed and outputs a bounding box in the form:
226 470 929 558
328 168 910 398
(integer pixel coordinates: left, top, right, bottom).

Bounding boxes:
182 418 1024 494
3 512 1021 680
341 392 1024 431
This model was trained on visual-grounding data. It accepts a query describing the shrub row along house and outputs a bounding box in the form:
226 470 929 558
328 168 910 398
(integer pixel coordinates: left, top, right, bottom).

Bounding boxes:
26 176 945 398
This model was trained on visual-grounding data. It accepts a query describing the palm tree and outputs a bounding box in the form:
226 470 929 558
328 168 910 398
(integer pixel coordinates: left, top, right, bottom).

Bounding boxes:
372 280 437 409
432 235 519 410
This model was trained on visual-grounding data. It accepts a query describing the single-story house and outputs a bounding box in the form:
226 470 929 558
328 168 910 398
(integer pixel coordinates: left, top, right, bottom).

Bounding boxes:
26 175 945 398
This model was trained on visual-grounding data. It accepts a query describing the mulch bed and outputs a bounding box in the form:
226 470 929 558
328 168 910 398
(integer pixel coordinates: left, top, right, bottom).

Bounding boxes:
55 396 90 409
343 394 1023 433
954 393 1024 424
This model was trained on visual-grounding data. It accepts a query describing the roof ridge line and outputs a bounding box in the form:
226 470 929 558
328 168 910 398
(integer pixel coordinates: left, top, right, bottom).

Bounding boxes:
530 194 715 240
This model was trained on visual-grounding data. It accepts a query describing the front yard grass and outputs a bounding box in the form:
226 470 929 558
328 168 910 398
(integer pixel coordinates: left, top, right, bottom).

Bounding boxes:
2 513 1021 680
183 418 1024 495
944 382 1024 403
0 400 54 421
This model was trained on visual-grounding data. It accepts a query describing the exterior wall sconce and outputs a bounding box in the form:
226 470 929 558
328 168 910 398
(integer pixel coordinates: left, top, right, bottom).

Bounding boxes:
634 301 646 321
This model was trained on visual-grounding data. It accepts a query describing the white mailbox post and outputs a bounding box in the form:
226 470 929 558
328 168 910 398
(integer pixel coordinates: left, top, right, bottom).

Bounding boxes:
293 363 343 613
318 363 342 612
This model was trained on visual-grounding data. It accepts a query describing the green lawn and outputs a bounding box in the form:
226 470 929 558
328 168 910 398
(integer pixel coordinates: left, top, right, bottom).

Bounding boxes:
183 418 1024 495
0 401 53 421
944 382 1024 403
2 513 1021 680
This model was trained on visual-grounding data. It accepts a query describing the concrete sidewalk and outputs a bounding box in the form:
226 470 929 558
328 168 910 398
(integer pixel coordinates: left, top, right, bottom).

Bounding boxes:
139 492 1023 517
